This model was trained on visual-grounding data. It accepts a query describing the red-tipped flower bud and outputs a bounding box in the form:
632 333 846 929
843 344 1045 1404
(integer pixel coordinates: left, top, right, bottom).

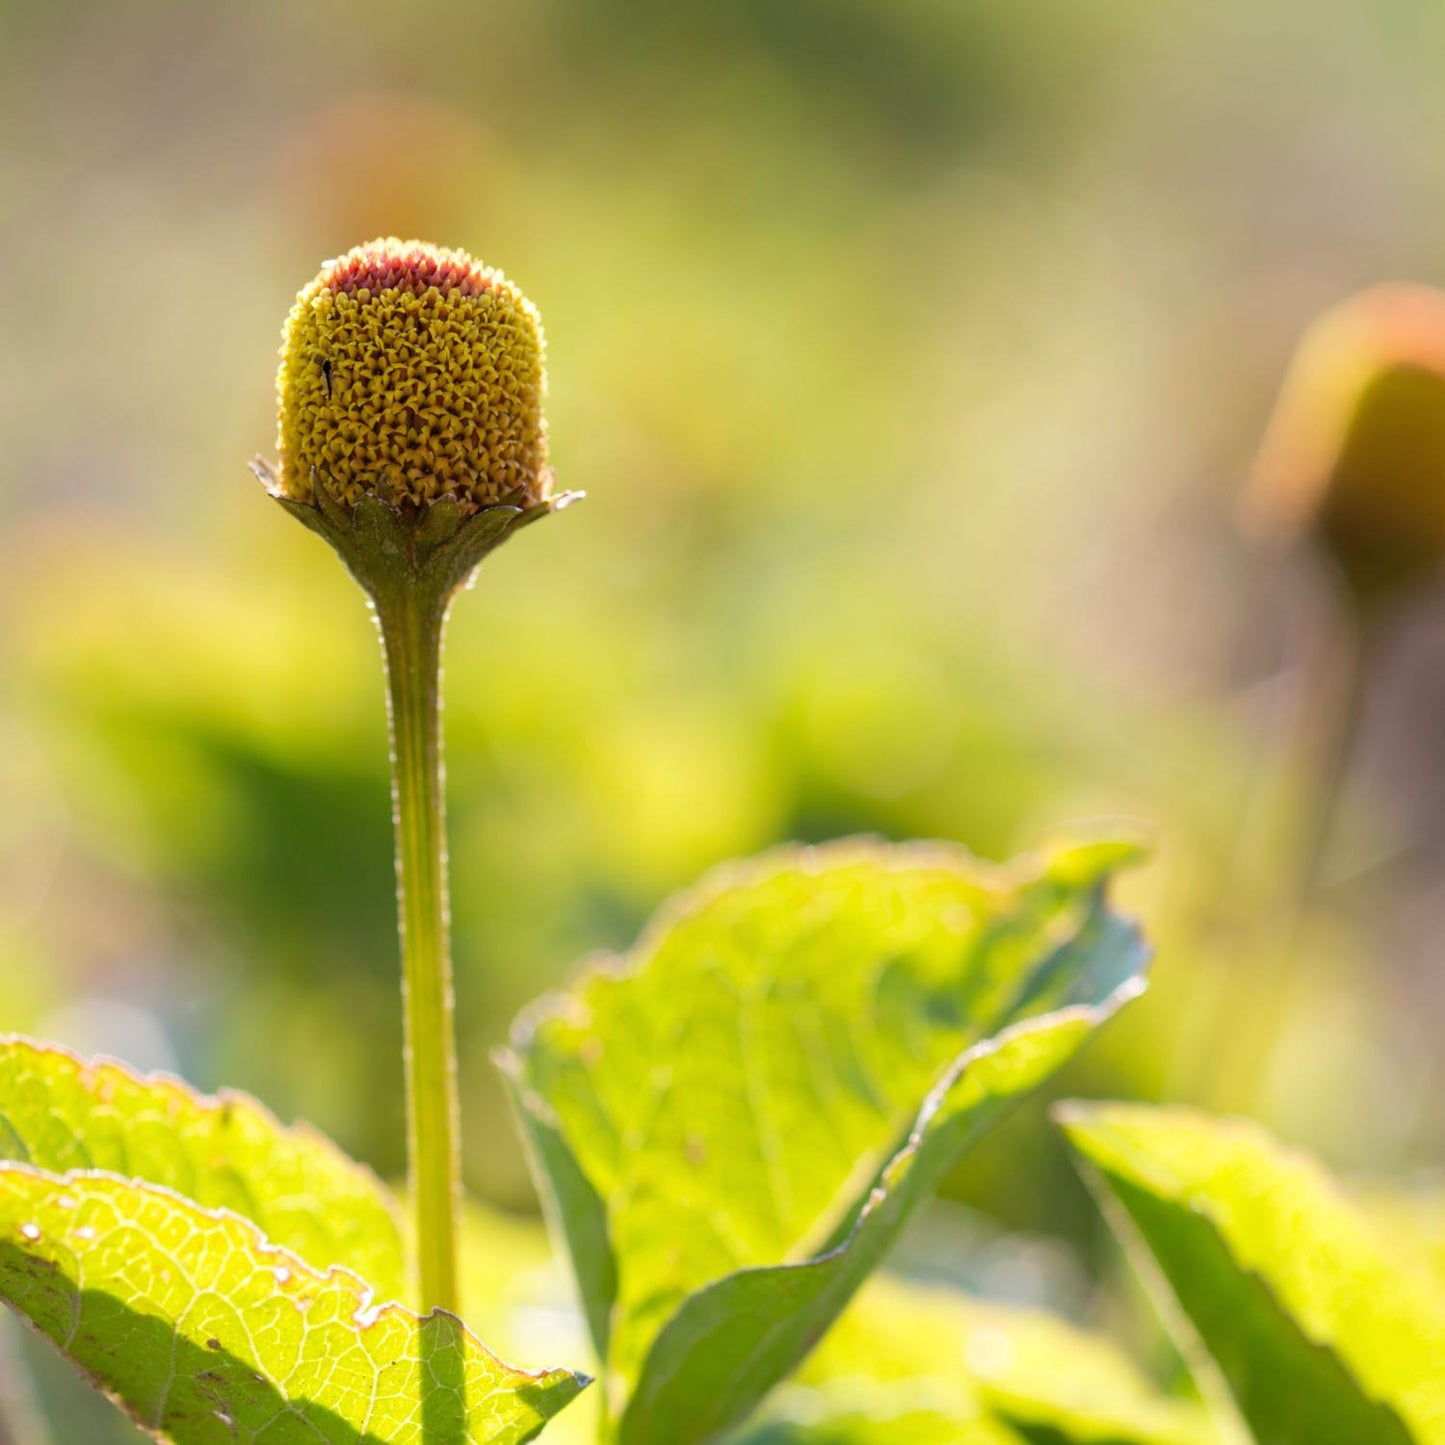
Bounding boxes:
276 237 550 515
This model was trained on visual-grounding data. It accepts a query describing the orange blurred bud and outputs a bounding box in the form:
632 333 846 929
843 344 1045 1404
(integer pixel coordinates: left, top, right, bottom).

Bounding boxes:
1246 284 1445 606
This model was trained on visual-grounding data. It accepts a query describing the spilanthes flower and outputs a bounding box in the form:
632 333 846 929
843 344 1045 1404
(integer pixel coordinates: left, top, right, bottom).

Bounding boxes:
253 238 575 606
276 237 550 515
251 240 578 1314
1247 284 1445 605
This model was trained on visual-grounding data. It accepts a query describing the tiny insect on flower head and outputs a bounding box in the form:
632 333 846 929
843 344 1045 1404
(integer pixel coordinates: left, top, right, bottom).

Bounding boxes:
1246 284 1445 606
275 237 551 515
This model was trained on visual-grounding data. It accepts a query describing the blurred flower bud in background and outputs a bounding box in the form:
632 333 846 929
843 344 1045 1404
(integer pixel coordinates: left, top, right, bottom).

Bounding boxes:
273 94 500 252
1246 285 1445 610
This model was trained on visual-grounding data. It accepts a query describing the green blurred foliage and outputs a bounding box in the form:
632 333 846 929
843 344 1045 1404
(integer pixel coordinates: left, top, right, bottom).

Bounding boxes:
0 0 1441 1335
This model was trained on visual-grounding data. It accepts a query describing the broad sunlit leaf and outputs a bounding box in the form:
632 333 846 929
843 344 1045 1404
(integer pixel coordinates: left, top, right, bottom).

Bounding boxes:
1060 1104 1445 1445
0 1036 407 1305
0 1167 586 1444
503 834 1149 1443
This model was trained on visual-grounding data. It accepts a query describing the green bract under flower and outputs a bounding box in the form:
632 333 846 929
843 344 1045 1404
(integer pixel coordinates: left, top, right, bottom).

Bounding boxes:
276 237 550 515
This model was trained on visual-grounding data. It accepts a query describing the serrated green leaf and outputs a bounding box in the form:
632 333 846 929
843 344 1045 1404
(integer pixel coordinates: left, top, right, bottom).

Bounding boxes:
7 1303 151 1443
0 1166 587 1443
503 835 1149 1444
0 1037 406 1305
1060 1104 1445 1445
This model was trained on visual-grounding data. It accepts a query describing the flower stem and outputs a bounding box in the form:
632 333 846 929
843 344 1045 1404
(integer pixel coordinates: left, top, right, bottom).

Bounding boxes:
1290 597 1372 906
1170 580 1376 1106
378 586 460 1315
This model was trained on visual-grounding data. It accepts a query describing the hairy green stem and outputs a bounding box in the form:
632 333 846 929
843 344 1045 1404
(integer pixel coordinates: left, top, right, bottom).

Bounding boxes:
378 588 460 1315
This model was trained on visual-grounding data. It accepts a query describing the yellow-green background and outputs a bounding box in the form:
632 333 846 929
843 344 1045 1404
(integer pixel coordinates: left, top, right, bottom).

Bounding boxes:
0 1 1441 1408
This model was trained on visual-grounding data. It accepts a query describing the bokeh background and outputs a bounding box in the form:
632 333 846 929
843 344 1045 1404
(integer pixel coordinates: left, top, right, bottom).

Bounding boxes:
2 0 1445 1432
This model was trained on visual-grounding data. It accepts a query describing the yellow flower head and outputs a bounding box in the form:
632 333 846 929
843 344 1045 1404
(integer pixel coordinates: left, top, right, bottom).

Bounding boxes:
277 238 549 515
1247 284 1445 602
